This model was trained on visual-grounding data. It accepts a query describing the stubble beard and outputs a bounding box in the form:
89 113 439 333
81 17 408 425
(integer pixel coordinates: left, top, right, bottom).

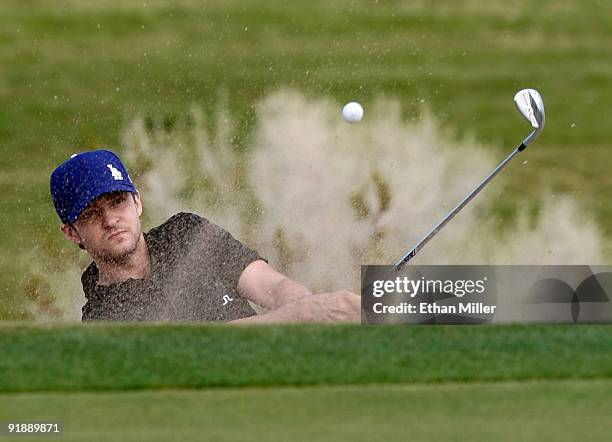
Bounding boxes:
98 230 142 266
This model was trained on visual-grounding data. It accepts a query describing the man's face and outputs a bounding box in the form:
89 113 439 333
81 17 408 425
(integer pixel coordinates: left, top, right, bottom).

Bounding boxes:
61 191 143 264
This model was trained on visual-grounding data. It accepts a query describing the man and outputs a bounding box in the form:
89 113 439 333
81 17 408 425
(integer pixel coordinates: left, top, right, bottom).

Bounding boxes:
50 149 360 323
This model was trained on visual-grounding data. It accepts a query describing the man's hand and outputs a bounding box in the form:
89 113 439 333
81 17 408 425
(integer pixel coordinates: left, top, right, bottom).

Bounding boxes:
231 290 361 324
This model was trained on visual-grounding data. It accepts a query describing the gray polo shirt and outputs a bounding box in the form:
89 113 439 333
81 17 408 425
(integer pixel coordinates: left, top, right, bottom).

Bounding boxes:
81 212 261 321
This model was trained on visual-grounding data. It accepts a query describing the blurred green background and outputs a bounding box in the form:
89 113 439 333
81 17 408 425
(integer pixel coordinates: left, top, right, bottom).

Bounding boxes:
1 0 611 318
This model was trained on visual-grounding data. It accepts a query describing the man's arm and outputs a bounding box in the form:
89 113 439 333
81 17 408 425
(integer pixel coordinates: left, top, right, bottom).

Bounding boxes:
231 290 360 324
235 260 360 323
237 259 312 310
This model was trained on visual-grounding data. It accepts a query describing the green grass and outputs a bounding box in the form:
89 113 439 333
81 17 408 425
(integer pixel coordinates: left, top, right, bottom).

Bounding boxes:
3 0 612 317
2 324 612 440
1 324 611 392
1 381 611 441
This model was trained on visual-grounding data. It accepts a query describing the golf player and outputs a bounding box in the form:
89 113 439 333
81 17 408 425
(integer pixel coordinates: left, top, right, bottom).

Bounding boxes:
50 149 360 323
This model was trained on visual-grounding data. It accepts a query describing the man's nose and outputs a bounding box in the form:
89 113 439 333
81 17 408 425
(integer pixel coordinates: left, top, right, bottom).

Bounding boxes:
101 208 119 228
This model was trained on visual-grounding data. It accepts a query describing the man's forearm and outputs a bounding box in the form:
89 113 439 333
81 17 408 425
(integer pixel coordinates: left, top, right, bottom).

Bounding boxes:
231 291 360 324
231 299 311 323
267 276 311 309
237 260 312 310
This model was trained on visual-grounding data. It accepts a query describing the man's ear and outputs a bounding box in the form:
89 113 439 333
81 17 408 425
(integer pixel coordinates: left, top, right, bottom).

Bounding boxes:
60 223 81 246
133 191 143 217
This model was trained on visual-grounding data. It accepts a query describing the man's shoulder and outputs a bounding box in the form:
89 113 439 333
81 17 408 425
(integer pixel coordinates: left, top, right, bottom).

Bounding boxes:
146 212 212 243
81 261 98 298
148 212 238 243
151 211 207 233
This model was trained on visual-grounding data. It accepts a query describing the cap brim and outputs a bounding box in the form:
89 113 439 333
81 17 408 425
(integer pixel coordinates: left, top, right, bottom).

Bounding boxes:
67 183 137 224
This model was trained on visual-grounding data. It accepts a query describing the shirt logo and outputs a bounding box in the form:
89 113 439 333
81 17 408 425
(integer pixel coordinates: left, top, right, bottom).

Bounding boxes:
222 294 234 306
107 164 123 180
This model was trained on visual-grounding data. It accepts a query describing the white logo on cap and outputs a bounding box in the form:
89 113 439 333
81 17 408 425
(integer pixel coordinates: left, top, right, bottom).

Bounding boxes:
107 164 123 181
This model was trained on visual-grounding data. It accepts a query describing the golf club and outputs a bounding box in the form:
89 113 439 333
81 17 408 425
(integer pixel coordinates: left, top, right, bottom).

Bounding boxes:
394 88 546 270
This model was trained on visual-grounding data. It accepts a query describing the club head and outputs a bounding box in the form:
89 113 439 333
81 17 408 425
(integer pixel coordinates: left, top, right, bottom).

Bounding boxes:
514 89 545 143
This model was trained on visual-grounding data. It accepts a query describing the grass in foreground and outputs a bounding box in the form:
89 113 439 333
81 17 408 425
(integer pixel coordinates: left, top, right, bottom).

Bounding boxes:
1 324 611 392
1 380 611 441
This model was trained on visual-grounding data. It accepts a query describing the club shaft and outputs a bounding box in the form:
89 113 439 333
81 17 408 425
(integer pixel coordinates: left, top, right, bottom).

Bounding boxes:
394 142 526 270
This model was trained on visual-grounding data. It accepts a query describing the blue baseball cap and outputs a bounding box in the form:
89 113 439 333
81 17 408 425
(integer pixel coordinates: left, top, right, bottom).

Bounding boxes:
50 149 137 224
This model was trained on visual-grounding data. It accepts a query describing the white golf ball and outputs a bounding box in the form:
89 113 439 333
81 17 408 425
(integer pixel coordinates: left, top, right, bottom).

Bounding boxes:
342 102 364 123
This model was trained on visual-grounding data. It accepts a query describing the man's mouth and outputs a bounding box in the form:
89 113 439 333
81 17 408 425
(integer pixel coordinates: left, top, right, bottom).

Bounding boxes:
107 231 127 240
